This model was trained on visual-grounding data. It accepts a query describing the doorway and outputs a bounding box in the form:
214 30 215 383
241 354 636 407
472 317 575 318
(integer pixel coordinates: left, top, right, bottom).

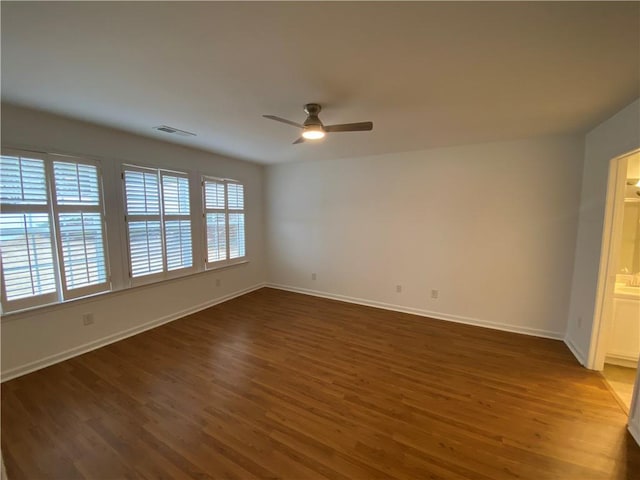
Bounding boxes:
590 149 640 415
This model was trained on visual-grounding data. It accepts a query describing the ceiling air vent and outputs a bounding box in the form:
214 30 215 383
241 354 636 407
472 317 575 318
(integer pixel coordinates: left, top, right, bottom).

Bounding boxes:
153 125 196 137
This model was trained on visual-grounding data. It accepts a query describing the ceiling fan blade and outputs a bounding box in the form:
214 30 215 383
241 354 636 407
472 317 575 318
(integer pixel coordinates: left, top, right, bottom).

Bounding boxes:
324 121 373 133
292 137 305 145
263 115 303 128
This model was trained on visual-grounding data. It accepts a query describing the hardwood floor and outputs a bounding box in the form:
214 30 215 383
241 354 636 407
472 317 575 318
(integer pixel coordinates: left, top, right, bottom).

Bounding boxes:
2 287 639 479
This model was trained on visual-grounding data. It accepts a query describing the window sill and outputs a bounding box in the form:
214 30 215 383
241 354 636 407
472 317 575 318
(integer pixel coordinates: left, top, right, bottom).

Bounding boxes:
1 259 250 322
206 259 249 272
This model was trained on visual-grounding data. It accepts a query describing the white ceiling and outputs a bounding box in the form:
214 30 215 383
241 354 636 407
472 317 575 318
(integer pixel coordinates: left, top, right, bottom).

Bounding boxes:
2 2 639 165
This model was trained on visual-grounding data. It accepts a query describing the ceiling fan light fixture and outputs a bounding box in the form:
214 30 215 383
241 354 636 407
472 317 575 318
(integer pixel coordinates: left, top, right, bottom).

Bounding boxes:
302 126 325 140
263 103 372 145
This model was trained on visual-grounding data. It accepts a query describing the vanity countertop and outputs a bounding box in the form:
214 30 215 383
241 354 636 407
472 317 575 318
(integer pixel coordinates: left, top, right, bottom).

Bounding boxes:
615 283 640 299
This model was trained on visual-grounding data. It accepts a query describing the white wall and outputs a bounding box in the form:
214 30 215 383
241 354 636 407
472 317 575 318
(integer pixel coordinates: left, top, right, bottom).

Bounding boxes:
266 135 584 338
565 99 640 365
0 104 266 379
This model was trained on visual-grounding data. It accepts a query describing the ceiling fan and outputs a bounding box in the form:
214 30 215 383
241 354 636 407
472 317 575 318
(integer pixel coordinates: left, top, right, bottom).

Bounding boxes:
263 103 373 144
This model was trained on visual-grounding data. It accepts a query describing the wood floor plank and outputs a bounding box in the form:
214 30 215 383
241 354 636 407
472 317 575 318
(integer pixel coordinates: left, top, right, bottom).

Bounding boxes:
2 287 639 479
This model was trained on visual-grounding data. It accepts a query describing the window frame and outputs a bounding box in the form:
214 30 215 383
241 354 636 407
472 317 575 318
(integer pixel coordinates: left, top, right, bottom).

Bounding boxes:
122 164 196 287
0 148 110 312
202 176 246 270
50 155 110 300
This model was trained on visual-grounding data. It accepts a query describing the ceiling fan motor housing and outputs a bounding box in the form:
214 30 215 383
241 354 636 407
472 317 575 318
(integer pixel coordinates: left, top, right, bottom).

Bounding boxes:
303 103 323 127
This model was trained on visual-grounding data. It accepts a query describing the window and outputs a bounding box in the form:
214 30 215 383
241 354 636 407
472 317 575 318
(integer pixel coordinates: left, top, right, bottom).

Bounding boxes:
0 151 108 312
53 160 108 298
203 177 245 268
1 148 249 314
123 166 193 283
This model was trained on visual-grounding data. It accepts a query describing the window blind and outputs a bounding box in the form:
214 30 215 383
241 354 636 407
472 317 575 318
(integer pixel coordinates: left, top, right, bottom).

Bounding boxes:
123 167 193 281
128 220 163 277
228 212 245 259
165 220 192 270
124 168 163 278
161 173 192 271
203 178 245 266
57 213 106 289
206 212 227 262
0 212 57 300
0 155 58 306
53 162 100 206
227 183 244 210
124 170 160 215
0 156 48 205
227 183 245 259
1 154 109 309
205 181 225 209
53 160 108 295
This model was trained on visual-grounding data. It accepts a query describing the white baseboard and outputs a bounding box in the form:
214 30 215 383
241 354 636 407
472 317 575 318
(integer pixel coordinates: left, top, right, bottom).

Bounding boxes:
563 335 587 366
266 283 564 340
1 282 266 383
604 354 640 369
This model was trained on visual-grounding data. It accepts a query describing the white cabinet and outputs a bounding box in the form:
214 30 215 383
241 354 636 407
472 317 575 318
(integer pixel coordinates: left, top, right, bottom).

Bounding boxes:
607 295 640 364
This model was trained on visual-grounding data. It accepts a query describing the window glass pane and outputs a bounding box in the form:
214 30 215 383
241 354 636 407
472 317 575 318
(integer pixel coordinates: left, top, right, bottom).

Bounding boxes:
229 213 245 259
227 183 244 210
206 213 227 262
0 156 48 205
165 220 192 270
0 213 56 300
124 170 160 215
128 221 163 277
58 212 106 289
205 181 225 209
53 161 100 205
162 175 190 215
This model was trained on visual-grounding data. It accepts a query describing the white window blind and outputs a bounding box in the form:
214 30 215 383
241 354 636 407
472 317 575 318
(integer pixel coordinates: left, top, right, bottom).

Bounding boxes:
53 162 101 205
203 177 245 267
227 183 245 259
0 155 58 309
123 166 193 282
0 152 109 311
204 180 226 263
124 169 163 278
0 213 57 301
53 160 108 298
162 173 192 271
0 156 48 205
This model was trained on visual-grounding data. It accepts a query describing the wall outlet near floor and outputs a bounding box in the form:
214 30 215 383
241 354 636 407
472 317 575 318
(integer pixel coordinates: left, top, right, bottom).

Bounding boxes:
311 272 317 281
82 313 94 326
431 289 439 299
215 279 221 287
396 285 402 293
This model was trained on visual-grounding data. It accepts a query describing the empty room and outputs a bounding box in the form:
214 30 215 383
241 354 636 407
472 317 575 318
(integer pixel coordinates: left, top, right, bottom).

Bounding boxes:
1 1 640 479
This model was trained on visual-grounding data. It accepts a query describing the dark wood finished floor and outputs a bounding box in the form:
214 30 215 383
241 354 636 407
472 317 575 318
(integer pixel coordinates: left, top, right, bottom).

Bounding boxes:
2 288 639 479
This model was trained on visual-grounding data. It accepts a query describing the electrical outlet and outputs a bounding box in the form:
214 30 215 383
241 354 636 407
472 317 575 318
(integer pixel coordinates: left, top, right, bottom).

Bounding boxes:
215 279 221 287
431 289 439 299
311 273 317 280
396 285 402 293
82 313 94 326
577 316 582 328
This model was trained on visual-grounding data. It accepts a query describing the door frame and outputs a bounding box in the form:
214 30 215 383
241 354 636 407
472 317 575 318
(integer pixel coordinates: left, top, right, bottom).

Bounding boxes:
587 148 638 371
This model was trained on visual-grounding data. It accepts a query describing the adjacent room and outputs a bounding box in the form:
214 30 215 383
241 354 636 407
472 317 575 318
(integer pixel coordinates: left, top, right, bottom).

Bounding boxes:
1 2 639 479
601 152 640 413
